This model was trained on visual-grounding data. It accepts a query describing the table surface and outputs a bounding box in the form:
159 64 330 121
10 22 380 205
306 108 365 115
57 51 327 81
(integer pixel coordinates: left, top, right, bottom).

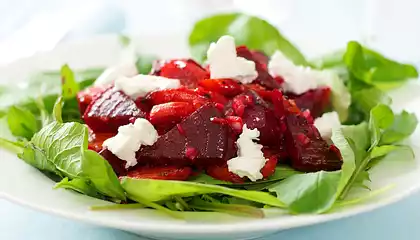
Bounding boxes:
2 1 420 239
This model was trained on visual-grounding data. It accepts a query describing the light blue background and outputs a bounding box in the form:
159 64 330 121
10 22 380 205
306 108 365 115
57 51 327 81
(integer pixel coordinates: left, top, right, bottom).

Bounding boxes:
1 1 420 239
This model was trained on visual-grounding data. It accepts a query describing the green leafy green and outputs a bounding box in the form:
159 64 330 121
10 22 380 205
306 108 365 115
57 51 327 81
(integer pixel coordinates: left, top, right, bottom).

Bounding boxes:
352 88 392 114
189 13 307 65
52 97 63 123
344 41 418 90
268 171 341 213
55 177 102 198
81 149 126 201
30 121 87 178
7 106 39 139
369 104 395 148
189 197 264 218
321 71 352 121
121 178 285 208
18 142 58 174
60 64 80 99
380 111 418 145
136 55 157 74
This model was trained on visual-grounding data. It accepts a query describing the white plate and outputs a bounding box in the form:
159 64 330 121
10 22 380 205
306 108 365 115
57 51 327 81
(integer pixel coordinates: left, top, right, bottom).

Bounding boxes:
1 35 420 240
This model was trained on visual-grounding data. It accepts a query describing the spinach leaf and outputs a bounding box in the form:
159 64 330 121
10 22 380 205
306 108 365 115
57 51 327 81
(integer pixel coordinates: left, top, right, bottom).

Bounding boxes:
352 88 392 114
30 121 87 178
380 111 418 145
121 178 285 208
7 106 39 139
268 171 341 214
332 129 356 196
55 177 102 198
18 142 58 174
368 104 394 148
189 13 307 65
81 149 126 201
344 41 418 90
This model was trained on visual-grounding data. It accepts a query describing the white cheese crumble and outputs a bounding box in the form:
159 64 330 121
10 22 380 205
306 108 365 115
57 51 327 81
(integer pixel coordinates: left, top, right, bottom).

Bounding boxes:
114 74 181 99
314 111 341 139
268 50 318 95
94 43 138 86
207 35 258 84
103 118 158 168
227 124 268 181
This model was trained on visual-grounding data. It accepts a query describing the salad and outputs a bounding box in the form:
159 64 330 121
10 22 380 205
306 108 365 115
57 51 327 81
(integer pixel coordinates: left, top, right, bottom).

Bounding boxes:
0 13 418 218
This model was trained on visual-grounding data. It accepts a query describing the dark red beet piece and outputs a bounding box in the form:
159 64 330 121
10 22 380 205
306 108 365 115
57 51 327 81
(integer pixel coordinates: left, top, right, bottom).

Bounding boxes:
151 59 209 88
227 90 284 147
272 91 342 172
286 87 332 118
77 86 107 115
83 86 146 133
236 46 281 89
126 166 192 180
137 104 236 167
99 149 128 176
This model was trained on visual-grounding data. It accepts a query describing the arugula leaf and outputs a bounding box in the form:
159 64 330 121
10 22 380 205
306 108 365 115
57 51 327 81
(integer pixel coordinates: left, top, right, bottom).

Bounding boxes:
189 174 231 185
121 178 285 208
30 121 87 178
344 41 418 90
55 177 102 198
7 106 39 139
81 149 126 201
380 111 418 145
369 104 394 148
189 13 307 65
332 129 356 196
60 64 80 99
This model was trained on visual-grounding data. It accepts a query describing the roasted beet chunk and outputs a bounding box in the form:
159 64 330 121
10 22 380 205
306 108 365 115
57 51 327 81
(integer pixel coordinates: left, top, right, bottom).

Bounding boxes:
273 93 342 172
99 149 128 176
198 78 244 97
226 90 284 147
137 104 236 167
286 87 331 118
151 59 210 88
83 86 146 133
236 46 281 89
77 86 107 115
126 166 192 180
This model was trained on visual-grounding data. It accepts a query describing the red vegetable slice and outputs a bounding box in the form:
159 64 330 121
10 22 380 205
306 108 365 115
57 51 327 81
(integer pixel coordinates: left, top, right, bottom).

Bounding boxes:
149 102 196 134
151 59 209 88
198 78 244 97
137 104 236 167
286 87 332 118
146 88 208 109
272 89 342 172
83 86 146 133
77 85 107 115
